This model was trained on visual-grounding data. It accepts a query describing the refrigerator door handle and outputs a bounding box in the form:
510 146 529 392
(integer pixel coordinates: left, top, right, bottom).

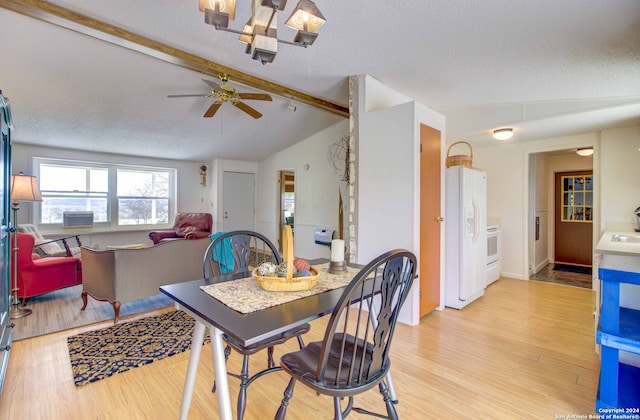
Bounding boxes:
472 198 480 243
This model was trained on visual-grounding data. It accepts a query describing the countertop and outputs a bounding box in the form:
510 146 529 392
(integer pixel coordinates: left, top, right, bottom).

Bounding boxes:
595 230 640 256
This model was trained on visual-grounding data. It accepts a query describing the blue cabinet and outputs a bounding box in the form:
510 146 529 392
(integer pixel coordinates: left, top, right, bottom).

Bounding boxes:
596 254 640 410
0 92 13 394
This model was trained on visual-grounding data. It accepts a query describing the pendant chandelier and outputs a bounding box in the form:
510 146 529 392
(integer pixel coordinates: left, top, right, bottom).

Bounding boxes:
200 0 326 64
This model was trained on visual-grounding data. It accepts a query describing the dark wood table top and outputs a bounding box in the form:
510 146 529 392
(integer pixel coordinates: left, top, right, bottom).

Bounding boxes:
160 259 356 346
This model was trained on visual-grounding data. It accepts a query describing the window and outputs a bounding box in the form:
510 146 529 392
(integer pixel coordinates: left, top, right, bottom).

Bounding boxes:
34 158 175 229
561 175 593 222
117 169 169 225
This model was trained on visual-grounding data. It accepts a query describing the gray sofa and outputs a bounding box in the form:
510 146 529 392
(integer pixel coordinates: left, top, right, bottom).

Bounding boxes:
80 238 210 322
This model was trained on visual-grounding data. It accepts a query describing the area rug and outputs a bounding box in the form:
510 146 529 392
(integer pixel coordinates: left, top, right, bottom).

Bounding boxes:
553 263 592 275
67 310 209 386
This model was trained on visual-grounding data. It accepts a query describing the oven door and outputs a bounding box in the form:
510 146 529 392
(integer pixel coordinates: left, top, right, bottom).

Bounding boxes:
487 228 500 265
487 226 501 284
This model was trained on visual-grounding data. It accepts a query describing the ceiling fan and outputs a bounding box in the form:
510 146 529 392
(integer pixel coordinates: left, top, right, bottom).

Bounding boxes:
168 74 272 119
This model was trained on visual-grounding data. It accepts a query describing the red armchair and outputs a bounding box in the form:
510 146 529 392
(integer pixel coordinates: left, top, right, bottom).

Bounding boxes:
11 233 82 304
148 212 213 245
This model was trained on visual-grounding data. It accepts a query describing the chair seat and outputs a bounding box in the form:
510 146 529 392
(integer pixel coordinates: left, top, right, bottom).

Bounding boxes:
281 333 385 395
224 323 311 355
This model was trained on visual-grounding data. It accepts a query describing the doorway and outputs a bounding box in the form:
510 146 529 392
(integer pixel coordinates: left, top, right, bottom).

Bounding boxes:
278 170 295 250
527 149 595 288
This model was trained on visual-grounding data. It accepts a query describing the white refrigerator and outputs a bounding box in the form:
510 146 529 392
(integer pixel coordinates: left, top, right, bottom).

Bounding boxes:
445 166 488 309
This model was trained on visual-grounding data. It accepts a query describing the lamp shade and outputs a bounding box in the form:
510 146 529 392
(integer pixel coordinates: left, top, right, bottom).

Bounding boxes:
492 128 514 141
576 148 594 156
11 172 43 203
285 0 326 32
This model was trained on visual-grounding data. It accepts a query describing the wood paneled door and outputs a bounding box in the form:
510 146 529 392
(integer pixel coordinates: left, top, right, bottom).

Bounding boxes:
419 124 442 316
554 171 593 267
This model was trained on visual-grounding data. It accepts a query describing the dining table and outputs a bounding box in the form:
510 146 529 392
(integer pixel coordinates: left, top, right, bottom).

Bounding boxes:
159 259 384 420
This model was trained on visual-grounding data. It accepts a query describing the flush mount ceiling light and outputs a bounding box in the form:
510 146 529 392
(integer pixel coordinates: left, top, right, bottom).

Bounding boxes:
576 147 594 156
492 128 514 141
201 0 326 65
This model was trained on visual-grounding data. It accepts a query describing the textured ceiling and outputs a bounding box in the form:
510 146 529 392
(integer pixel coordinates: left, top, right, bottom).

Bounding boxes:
1 0 639 161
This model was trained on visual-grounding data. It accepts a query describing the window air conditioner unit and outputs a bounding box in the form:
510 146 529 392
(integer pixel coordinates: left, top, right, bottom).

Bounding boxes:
62 211 94 228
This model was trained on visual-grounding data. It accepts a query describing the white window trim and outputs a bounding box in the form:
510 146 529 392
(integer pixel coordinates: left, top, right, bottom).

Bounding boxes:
33 157 177 233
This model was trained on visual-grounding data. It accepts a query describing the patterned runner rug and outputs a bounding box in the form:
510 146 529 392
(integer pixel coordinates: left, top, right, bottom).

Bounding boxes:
67 310 209 386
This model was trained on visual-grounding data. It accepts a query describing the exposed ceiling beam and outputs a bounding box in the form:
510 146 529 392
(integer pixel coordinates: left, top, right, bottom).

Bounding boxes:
0 0 349 117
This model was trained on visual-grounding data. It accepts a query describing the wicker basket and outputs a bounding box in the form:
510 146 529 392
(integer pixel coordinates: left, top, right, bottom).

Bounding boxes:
446 141 473 168
253 225 319 291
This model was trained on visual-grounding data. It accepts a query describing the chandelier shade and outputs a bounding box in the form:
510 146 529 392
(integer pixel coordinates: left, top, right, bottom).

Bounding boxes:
284 0 326 33
199 0 237 20
203 0 326 64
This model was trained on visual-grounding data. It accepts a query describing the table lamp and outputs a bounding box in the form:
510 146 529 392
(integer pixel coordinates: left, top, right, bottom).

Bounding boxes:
10 172 43 319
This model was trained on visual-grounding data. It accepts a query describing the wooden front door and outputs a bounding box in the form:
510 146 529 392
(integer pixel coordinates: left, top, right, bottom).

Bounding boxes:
419 124 442 316
554 171 593 266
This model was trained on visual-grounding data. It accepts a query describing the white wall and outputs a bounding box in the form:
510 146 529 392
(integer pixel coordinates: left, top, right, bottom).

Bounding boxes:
473 141 528 279
256 120 349 260
600 126 640 231
533 153 548 273
359 102 416 260
355 75 446 325
12 144 212 247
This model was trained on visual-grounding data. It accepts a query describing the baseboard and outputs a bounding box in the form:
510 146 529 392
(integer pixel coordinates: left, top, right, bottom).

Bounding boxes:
534 258 550 274
500 271 526 280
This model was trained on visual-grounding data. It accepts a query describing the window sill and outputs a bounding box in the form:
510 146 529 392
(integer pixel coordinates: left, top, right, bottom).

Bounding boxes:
38 225 172 237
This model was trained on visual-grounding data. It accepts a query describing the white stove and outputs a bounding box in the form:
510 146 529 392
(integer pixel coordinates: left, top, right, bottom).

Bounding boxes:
487 225 501 284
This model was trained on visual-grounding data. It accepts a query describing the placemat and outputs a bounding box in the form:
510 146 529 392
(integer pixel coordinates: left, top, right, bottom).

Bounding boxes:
200 263 361 314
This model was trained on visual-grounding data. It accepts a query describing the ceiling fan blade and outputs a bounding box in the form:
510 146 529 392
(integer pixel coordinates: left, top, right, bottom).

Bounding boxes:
203 102 222 118
167 94 209 98
236 93 273 101
232 101 263 119
202 79 222 91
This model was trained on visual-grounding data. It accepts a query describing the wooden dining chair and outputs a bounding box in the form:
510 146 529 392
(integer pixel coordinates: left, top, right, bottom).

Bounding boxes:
202 230 310 420
275 249 417 420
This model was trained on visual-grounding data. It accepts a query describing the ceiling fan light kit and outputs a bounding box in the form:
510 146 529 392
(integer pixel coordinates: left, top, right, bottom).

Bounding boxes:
202 0 326 64
492 128 514 141
167 74 272 119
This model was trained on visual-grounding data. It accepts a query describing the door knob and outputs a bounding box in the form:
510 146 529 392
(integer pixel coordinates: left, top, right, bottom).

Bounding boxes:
436 216 444 223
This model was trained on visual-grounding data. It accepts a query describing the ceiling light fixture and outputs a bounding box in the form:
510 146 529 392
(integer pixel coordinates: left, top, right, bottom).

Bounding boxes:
492 128 514 141
201 0 326 65
576 147 594 157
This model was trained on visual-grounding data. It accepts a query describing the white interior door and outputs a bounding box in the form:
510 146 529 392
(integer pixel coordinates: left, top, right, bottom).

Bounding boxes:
222 171 255 232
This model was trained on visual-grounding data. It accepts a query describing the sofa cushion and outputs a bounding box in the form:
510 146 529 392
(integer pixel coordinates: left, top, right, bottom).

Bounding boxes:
34 238 65 255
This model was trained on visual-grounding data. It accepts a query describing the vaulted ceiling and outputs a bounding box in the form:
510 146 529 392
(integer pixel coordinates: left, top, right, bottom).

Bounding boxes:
1 0 639 162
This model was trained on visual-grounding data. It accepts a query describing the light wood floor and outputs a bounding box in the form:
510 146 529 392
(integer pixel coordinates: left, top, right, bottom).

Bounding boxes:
12 285 174 341
0 278 599 419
